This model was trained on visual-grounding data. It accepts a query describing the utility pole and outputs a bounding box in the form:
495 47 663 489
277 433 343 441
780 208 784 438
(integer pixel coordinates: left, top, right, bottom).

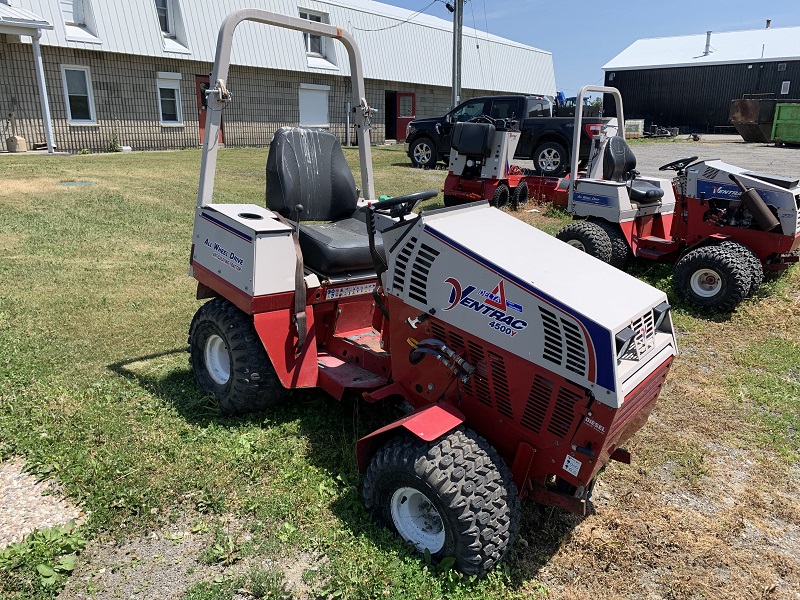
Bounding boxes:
449 0 463 109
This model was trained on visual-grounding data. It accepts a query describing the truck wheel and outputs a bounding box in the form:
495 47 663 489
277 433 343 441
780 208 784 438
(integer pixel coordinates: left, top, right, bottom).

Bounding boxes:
674 246 752 312
492 184 510 208
511 181 529 211
363 428 520 576
409 137 437 169
556 221 613 263
590 219 631 269
188 298 288 415
532 141 568 177
718 241 763 297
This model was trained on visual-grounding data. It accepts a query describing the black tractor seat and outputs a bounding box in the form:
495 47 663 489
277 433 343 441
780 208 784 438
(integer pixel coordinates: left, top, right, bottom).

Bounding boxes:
295 217 384 275
603 136 665 204
266 127 381 275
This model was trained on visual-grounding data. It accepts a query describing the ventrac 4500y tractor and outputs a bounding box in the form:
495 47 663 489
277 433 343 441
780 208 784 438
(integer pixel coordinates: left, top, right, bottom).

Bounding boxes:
556 86 800 312
187 11 677 576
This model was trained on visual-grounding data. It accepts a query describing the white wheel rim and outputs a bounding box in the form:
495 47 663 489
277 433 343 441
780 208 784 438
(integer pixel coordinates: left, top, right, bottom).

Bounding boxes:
204 334 231 386
390 486 445 554
414 143 432 164
690 268 723 297
538 149 561 171
567 239 586 252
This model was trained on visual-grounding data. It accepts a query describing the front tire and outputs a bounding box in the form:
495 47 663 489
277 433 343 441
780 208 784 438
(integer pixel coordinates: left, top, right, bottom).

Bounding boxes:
556 220 613 263
363 428 520 576
511 181 529 211
673 246 751 311
409 137 437 169
532 141 568 177
492 184 510 208
188 298 288 415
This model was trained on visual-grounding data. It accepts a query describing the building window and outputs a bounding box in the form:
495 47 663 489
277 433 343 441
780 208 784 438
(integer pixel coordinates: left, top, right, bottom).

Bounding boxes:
60 65 96 124
61 0 85 25
299 83 329 128
778 63 786 72
299 10 324 56
781 81 790 95
155 0 173 36
608 72 615 81
157 72 183 125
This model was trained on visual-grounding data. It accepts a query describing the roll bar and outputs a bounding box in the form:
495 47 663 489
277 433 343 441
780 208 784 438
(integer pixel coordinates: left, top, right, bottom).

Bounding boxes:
197 10 375 207
570 85 625 187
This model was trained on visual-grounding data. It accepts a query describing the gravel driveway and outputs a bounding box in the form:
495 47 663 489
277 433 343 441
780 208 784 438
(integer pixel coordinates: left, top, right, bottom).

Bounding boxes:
516 134 800 179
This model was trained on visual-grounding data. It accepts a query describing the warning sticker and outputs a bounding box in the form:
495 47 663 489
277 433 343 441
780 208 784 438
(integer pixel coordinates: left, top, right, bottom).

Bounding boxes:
562 455 582 477
325 283 376 300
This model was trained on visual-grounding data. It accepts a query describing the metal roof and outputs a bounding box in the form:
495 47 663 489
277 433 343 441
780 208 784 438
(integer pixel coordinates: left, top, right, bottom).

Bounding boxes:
0 3 51 33
12 0 555 95
603 26 800 71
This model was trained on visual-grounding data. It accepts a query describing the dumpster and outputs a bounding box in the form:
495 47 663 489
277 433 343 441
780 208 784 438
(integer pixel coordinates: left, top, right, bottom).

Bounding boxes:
771 103 800 146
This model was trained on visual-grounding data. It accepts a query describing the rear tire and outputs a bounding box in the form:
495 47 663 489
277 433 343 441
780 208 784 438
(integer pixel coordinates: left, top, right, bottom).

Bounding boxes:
673 246 751 312
363 428 520 576
556 221 613 263
718 241 763 297
409 137 437 169
492 184 510 208
591 219 631 269
189 298 288 415
532 141 568 177
511 181 529 211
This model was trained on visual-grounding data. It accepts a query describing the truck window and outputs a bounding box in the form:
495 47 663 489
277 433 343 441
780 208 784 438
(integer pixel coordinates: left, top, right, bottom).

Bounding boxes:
527 101 550 117
489 99 518 120
449 99 487 123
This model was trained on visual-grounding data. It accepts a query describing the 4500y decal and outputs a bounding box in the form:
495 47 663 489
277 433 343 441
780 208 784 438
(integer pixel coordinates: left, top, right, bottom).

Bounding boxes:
444 277 528 336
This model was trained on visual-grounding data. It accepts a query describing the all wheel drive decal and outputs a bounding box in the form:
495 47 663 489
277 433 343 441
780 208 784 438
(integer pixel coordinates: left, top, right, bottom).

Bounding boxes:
573 192 612 206
426 225 610 391
204 238 245 271
444 277 528 336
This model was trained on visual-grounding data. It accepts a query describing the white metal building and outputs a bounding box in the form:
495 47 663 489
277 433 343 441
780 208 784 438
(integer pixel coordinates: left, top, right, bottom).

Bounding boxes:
1 0 556 152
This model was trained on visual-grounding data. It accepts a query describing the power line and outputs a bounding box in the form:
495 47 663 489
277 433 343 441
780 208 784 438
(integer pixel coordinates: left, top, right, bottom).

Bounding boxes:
481 0 494 89
351 0 443 32
467 0 485 86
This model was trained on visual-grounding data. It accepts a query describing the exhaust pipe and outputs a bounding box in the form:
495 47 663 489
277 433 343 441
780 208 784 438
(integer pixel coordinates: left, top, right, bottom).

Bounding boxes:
729 174 781 232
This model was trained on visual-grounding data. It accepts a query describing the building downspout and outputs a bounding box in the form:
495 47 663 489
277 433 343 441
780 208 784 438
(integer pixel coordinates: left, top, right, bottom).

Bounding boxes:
703 31 712 56
31 30 55 153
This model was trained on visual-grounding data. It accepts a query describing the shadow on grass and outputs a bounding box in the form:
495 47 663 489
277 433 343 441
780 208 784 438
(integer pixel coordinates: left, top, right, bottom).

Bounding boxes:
107 350 581 585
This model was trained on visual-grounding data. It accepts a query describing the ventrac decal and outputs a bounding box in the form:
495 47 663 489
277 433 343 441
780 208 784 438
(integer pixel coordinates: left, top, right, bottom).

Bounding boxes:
695 179 786 205
444 277 527 336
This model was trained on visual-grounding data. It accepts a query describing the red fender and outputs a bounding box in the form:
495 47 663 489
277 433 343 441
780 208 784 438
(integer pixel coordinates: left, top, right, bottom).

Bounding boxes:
253 309 318 389
355 403 465 472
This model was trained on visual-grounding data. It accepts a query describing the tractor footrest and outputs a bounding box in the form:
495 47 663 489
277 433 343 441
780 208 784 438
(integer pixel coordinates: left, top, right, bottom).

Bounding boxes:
317 351 388 401
638 235 671 244
637 247 670 260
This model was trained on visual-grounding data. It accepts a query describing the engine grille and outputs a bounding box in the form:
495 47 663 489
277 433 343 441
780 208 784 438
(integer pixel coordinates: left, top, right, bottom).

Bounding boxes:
407 242 439 306
391 236 416 295
621 311 656 361
539 307 588 377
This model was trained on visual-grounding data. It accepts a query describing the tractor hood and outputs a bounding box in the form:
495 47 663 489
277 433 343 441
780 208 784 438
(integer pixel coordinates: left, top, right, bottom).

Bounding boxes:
380 202 676 406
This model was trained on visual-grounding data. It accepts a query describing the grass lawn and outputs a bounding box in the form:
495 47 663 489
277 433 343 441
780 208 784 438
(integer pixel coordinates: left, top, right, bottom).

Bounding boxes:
0 145 798 599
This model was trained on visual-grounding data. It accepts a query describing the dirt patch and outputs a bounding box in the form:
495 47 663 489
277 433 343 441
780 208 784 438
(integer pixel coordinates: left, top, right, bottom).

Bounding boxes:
58 516 327 599
0 458 85 548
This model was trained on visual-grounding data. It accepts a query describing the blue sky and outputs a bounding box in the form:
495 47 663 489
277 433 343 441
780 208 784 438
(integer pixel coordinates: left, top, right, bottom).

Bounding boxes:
375 0 800 96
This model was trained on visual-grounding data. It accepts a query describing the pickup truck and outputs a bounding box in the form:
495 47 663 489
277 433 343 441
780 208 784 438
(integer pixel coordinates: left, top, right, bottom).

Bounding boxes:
404 95 605 176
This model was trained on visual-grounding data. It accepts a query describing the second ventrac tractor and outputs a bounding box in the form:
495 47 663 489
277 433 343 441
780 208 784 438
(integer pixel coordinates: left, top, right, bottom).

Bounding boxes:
556 86 800 312
187 13 677 575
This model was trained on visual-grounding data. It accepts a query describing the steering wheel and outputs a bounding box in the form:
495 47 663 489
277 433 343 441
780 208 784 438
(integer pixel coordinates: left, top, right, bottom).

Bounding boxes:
368 190 439 218
659 156 698 172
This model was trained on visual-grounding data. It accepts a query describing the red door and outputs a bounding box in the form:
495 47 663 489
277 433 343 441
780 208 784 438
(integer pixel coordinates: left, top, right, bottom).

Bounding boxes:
195 75 223 145
396 92 416 142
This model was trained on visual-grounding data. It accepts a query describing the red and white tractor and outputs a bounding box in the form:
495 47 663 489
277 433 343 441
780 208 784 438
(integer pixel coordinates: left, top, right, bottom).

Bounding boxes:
556 86 800 312
442 116 529 209
188 12 677 575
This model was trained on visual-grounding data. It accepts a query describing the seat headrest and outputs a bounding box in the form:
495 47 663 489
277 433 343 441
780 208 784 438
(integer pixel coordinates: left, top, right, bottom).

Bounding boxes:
451 122 495 156
266 127 358 221
603 136 637 182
